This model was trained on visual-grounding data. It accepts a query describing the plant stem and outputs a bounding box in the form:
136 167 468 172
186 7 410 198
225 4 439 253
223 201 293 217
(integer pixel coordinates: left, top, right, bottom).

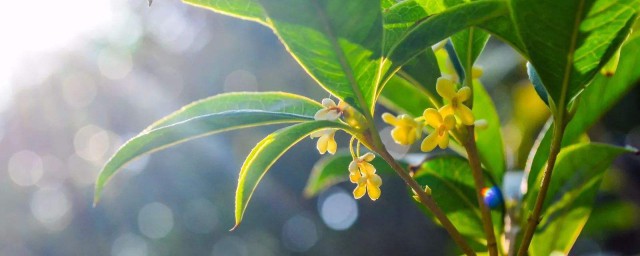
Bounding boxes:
463 126 499 256
459 28 498 255
375 146 476 256
516 120 566 256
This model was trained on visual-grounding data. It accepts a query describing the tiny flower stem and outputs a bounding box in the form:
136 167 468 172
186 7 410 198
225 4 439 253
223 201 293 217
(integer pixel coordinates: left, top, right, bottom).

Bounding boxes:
517 120 566 256
376 146 476 256
349 136 357 159
463 125 499 256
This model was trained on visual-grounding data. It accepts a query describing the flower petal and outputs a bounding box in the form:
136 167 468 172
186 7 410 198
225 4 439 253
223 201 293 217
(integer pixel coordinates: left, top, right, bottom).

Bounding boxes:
369 174 382 186
323 110 342 121
353 184 367 199
439 105 455 118
443 115 456 130
423 108 442 128
326 134 337 155
321 98 337 108
316 134 329 154
421 132 439 152
349 171 362 183
391 127 410 145
457 86 471 102
457 105 475 125
438 133 450 149
361 152 375 162
361 162 376 175
367 183 381 201
314 109 329 120
348 160 358 173
472 66 483 79
381 112 397 125
436 77 457 99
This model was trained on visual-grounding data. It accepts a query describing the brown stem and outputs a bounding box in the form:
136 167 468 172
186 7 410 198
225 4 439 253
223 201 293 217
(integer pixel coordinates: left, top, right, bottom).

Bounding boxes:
517 121 566 256
376 148 476 256
463 126 499 256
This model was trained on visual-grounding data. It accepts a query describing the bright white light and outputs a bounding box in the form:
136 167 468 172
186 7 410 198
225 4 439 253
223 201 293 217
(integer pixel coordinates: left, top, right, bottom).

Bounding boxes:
30 186 72 231
0 0 116 95
8 150 44 187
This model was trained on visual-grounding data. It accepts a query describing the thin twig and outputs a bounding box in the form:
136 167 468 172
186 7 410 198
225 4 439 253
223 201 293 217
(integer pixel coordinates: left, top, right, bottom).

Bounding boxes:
376 147 476 256
517 121 566 255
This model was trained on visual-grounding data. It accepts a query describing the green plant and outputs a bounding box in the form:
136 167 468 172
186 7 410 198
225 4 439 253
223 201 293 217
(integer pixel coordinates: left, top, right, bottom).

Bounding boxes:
94 0 640 255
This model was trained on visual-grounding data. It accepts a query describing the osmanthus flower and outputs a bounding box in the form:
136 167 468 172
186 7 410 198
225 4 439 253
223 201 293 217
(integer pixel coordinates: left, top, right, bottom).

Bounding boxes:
436 77 475 125
309 129 337 155
348 152 382 200
314 98 348 121
421 108 456 152
381 113 423 145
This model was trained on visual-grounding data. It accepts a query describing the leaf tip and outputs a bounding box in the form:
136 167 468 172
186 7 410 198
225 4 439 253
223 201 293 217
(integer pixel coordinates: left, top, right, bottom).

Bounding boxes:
229 223 240 231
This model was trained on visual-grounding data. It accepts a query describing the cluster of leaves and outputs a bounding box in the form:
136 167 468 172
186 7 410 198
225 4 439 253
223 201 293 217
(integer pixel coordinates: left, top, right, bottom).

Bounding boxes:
94 0 640 255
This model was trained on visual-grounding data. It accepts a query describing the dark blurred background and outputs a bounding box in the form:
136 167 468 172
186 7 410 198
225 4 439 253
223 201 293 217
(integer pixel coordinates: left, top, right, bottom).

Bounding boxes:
0 1 639 255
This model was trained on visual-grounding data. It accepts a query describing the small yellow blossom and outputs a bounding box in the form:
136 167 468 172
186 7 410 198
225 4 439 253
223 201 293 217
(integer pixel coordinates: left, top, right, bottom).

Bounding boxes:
421 108 456 152
310 129 337 155
381 113 422 145
436 77 475 125
314 98 347 121
472 66 484 79
348 152 382 200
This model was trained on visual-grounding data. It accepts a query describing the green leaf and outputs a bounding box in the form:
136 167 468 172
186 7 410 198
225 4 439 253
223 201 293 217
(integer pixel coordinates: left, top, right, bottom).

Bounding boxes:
582 200 640 235
525 143 633 255
396 49 442 100
379 75 437 118
303 152 393 198
511 0 638 110
451 28 490 78
527 62 550 106
472 81 505 185
525 35 640 192
257 0 384 113
413 155 501 241
182 0 267 25
385 0 509 74
94 92 322 204
234 121 348 228
145 92 322 131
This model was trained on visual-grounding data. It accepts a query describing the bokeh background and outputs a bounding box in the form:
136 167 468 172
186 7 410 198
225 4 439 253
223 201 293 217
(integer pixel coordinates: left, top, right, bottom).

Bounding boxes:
1 1 639 255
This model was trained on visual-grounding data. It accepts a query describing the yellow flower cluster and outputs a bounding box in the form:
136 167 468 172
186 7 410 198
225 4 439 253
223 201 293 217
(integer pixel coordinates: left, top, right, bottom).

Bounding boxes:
349 153 382 200
310 98 347 155
383 76 478 152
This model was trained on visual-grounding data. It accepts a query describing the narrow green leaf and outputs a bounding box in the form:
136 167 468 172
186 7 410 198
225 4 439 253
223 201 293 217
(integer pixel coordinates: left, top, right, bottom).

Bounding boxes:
472 81 506 185
145 92 322 131
511 0 638 109
182 0 267 25
94 92 322 204
451 28 490 76
303 152 393 198
525 35 640 192
413 155 501 241
527 62 550 106
234 121 348 228
257 0 384 113
525 143 633 255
